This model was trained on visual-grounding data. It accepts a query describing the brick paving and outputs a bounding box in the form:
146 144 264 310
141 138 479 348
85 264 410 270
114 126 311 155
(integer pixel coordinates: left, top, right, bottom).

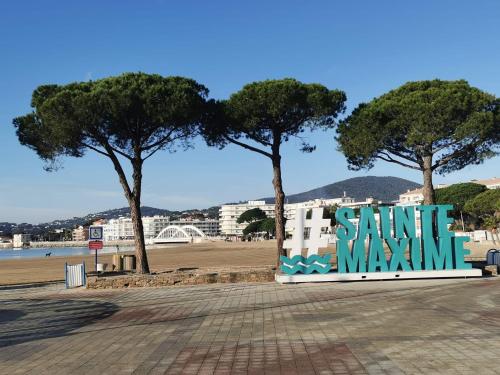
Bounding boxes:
1 278 500 374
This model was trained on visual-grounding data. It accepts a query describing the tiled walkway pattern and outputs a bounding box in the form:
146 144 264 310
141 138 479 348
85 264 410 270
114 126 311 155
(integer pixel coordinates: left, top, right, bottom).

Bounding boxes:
1 278 500 374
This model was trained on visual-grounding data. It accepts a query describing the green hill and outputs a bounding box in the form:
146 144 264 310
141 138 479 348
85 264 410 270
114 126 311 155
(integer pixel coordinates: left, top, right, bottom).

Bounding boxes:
261 176 421 203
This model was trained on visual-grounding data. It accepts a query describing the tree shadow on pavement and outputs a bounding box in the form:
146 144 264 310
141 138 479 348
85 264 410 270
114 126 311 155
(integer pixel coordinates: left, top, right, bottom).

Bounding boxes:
0 298 118 348
0 309 26 324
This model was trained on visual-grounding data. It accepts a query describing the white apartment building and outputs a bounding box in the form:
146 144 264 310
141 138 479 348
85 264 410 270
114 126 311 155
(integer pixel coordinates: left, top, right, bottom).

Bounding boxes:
103 216 219 240
219 201 276 236
72 225 88 241
103 217 135 241
143 216 170 239
13 233 31 248
398 177 500 206
169 218 220 236
104 216 171 241
472 177 500 190
398 188 424 205
219 194 371 236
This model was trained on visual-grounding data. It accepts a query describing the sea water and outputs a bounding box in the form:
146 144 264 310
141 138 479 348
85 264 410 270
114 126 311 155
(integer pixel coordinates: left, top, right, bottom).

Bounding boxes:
0 246 135 260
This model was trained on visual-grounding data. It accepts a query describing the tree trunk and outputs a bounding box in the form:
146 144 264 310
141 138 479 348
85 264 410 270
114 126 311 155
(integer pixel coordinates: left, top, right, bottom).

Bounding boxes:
130 160 150 274
129 193 149 273
422 155 435 205
272 153 286 269
102 143 150 274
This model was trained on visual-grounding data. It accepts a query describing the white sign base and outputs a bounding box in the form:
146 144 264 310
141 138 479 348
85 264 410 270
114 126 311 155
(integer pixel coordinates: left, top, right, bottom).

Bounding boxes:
275 268 482 284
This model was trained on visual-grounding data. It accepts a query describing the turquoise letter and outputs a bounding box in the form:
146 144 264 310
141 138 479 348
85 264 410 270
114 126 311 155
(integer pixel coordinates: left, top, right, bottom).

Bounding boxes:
367 237 388 272
335 208 356 240
418 205 436 239
423 236 453 270
386 237 412 271
378 206 392 239
409 237 422 271
453 236 472 270
337 239 366 273
436 205 454 238
393 206 416 238
358 207 380 240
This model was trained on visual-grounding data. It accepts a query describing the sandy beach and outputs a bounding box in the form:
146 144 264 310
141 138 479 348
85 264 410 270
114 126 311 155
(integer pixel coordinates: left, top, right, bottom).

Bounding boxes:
0 240 495 285
0 241 277 285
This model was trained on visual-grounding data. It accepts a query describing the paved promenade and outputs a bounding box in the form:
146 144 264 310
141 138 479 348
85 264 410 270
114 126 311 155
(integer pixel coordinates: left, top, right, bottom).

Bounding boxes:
1 278 500 374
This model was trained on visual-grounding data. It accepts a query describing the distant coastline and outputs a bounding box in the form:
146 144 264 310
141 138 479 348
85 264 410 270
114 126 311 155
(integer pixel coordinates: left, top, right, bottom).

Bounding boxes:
1 239 135 250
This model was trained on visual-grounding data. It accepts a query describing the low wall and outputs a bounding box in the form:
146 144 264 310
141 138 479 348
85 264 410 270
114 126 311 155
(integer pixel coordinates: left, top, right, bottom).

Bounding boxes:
86 266 275 289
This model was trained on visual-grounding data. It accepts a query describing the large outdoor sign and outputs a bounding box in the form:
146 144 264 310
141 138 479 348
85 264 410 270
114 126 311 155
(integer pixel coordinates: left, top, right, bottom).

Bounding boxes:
276 205 482 283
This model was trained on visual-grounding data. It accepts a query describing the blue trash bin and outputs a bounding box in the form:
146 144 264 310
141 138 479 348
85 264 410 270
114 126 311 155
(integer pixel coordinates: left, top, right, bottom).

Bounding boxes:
487 249 497 265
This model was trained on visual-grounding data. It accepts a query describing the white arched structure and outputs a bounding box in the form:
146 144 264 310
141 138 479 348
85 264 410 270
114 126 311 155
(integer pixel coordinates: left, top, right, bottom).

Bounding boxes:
153 225 206 243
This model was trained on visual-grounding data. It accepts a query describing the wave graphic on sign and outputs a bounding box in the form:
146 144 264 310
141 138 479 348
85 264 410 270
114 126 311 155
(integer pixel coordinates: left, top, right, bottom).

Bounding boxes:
280 254 332 275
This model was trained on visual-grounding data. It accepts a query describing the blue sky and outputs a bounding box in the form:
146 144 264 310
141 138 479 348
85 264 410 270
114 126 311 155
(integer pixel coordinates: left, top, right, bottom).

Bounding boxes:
1 0 499 223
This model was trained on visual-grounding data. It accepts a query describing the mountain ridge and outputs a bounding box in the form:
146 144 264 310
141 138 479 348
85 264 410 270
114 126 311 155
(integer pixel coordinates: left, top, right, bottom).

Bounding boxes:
260 176 421 203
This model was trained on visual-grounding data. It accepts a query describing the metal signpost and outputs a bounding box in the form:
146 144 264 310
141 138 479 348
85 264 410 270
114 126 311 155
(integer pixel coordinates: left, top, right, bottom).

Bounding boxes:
88 226 104 272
